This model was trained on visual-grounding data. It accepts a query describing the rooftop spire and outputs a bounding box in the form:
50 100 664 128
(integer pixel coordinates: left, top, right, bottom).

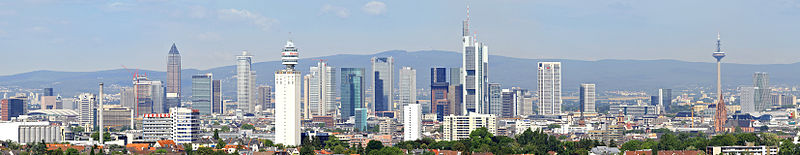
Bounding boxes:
462 5 470 37
716 32 721 52
169 43 179 54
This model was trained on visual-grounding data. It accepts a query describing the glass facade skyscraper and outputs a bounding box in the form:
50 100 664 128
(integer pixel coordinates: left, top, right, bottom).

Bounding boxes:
371 57 393 113
191 74 213 115
341 68 365 120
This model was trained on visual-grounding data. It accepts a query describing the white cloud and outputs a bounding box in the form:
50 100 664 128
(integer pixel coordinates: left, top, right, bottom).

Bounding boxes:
321 4 350 18
104 2 135 11
362 1 387 15
28 26 50 33
217 8 278 31
187 5 208 19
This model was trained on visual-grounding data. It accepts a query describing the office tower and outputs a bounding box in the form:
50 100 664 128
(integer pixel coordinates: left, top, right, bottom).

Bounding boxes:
120 87 135 109
500 89 516 118
303 75 311 119
371 57 394 113
257 85 272 111
43 88 53 96
166 43 181 111
448 85 463 116
191 74 213 115
398 67 416 122
488 83 502 116
237 51 255 113
275 40 302 146
579 84 596 114
40 96 61 109
657 89 672 113
712 33 727 132
354 108 368 131
379 118 395 135
520 94 535 116
771 94 795 106
102 105 131 130
170 107 199 144
309 61 337 116
75 93 96 126
1 99 25 121
133 76 165 115
431 68 449 121
212 80 222 114
450 68 461 86
510 88 530 116
442 113 497 141
461 7 490 114
753 72 770 111
740 87 756 113
340 68 365 120
403 104 422 141
537 62 562 115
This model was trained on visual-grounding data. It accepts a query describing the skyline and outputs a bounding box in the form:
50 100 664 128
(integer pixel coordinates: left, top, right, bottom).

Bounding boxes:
3 0 800 75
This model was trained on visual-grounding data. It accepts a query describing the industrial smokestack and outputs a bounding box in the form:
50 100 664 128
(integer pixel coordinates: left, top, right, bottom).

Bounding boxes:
99 82 104 145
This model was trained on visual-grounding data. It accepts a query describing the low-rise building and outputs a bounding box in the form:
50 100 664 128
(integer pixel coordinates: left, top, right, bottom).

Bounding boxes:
442 113 497 141
706 146 778 155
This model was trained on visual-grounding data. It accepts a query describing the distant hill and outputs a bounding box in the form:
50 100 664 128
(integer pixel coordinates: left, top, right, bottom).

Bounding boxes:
1 50 798 97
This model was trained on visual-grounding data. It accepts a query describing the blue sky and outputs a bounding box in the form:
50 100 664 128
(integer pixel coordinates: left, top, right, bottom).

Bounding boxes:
1 0 800 75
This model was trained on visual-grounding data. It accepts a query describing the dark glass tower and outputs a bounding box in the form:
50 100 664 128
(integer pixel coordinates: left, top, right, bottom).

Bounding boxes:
341 68 365 120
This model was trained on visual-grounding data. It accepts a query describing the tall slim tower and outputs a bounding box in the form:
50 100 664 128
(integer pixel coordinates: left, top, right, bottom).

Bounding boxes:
237 51 254 113
309 61 336 116
713 33 727 132
397 67 416 122
461 6 489 114
275 40 301 146
371 57 394 114
166 43 181 108
579 83 596 114
538 62 562 115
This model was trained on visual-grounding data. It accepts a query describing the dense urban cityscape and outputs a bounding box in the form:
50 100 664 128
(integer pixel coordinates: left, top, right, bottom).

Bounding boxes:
3 1 800 155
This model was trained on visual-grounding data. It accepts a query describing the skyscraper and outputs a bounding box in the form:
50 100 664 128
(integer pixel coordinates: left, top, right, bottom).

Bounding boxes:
191 74 213 115
120 87 135 110
713 33 727 132
500 89 516 118
274 40 301 146
340 68 365 120
398 67 416 122
303 75 311 119
257 85 272 111
43 88 53 96
166 43 181 109
354 108 368 131
237 51 255 113
488 83 502 116
75 93 96 126
212 80 222 114
431 67 449 120
580 84 596 114
448 68 463 116
371 57 394 114
740 86 756 113
133 76 165 115
169 107 199 144
753 72 770 111
657 88 672 114
403 103 422 141
1 98 25 121
537 62 562 115
309 61 337 116
461 8 489 114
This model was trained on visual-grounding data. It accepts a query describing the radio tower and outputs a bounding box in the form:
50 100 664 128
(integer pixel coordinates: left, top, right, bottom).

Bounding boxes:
274 39 301 146
713 33 727 132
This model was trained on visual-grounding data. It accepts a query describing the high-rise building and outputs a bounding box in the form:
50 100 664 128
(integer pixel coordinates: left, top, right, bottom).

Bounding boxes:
43 88 53 96
257 85 272 111
580 84 596 114
170 107 199 144
274 40 301 146
397 67 416 122
40 96 61 109
740 87 756 113
442 113 497 141
657 88 672 113
537 62 562 115
512 88 532 116
488 83 502 116
500 89 516 118
340 68 365 120
461 11 489 114
354 108 368 131
191 74 213 115
431 67 449 121
1 99 25 121
448 85 463 116
371 57 394 114
403 104 422 141
713 33 728 132
75 93 96 126
166 43 182 111
309 61 337 116
237 51 255 113
142 113 171 142
133 76 165 115
120 87 135 110
303 75 311 119
753 72 770 111
771 94 795 106
212 80 222 114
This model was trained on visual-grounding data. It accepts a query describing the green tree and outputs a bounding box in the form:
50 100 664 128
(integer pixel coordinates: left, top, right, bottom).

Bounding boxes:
366 140 384 153
370 146 403 155
91 131 111 141
155 149 167 154
760 125 769 131
621 140 643 151
300 146 315 155
261 139 274 147
213 129 220 140
221 126 230 132
65 148 80 155
547 124 561 129
216 139 226 149
241 124 255 130
183 143 193 154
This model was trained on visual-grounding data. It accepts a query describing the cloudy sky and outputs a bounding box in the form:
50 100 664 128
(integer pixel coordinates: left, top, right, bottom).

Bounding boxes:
1 0 800 75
